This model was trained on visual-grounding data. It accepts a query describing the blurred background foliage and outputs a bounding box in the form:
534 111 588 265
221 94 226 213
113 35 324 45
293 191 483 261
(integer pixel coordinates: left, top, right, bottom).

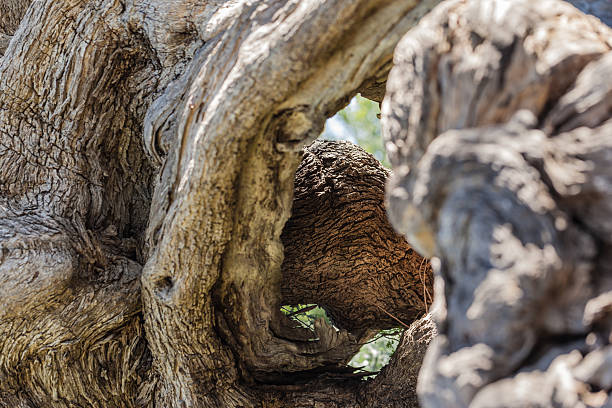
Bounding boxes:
281 304 401 375
320 95 389 167
282 94 400 376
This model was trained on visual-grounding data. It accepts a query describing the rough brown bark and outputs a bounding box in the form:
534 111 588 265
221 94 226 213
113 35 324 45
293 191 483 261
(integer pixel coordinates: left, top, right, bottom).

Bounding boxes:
0 0 440 407
382 0 612 407
282 140 432 331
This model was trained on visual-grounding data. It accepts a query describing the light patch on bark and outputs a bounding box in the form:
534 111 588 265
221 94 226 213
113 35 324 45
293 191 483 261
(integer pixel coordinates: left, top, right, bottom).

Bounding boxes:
382 0 612 406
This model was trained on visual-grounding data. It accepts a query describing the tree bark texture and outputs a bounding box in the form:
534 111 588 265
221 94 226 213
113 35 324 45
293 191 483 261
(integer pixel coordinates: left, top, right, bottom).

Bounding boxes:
382 0 612 407
3 0 609 406
282 140 432 332
0 0 440 407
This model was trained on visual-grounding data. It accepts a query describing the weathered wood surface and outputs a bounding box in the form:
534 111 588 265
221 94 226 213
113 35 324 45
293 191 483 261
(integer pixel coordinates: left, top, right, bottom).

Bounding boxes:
0 0 440 407
2 0 610 406
382 0 612 406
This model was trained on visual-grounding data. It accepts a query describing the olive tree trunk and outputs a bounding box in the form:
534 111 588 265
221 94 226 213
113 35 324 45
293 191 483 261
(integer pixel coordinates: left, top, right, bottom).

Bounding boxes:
0 1 439 407
3 0 610 406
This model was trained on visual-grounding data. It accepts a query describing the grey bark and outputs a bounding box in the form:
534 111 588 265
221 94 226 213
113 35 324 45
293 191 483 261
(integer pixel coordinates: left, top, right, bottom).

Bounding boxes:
0 0 440 407
382 0 612 407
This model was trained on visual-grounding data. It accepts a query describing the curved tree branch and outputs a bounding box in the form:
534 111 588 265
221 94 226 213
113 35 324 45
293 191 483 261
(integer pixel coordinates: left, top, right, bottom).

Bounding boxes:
140 1 442 403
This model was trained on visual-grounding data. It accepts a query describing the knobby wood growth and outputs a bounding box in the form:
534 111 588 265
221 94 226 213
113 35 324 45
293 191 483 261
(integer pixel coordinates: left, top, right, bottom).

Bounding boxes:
383 1 612 407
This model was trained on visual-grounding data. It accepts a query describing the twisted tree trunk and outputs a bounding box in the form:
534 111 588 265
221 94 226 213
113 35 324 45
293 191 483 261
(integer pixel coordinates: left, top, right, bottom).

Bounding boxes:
3 0 610 406
0 0 438 407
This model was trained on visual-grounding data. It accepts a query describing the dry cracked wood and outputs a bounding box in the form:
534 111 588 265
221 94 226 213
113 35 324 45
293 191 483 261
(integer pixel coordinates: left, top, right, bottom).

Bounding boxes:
382 0 612 407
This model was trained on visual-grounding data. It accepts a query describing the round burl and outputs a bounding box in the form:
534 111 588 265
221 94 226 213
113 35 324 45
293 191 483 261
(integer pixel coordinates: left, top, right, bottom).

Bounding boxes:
281 140 433 331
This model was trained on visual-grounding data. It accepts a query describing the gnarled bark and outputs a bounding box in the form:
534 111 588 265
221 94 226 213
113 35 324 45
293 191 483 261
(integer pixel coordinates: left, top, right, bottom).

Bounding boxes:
4 0 608 406
0 0 439 407
282 140 432 331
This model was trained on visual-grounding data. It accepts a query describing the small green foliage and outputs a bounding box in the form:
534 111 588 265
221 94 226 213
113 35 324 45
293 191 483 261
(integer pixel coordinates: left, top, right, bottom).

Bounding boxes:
321 94 389 167
281 304 402 377
348 328 402 374
281 304 332 331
